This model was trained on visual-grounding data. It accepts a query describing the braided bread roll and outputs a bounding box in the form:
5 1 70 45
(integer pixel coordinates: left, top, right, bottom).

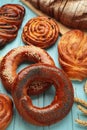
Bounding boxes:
58 30 87 81
22 16 59 49
0 19 18 47
0 4 25 28
0 94 13 130
0 4 25 47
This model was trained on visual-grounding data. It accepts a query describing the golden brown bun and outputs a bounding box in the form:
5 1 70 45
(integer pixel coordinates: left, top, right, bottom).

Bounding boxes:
0 93 13 130
22 16 59 49
58 30 87 81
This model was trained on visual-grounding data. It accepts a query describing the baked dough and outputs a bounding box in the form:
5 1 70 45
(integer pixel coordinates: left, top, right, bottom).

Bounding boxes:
22 16 59 49
58 30 87 81
0 93 13 130
22 0 87 31
12 63 74 126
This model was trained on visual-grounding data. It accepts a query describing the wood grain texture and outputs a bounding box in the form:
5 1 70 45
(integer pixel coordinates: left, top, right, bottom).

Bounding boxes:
0 0 87 130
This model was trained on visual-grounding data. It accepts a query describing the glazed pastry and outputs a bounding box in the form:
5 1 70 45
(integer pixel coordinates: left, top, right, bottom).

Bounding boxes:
22 16 59 49
0 20 18 47
25 0 87 30
0 93 13 130
0 45 55 94
0 4 25 47
0 4 25 28
12 63 74 126
58 30 87 81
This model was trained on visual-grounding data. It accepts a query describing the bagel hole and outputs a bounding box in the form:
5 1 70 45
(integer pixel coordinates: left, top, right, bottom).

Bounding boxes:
16 61 33 73
30 85 55 108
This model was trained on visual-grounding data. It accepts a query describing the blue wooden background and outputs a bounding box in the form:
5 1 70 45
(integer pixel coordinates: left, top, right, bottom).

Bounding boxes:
0 0 87 130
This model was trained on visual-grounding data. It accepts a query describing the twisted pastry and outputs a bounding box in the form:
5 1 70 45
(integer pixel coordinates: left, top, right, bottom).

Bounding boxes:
0 45 55 94
22 16 59 49
0 19 18 47
0 93 13 130
12 63 74 126
58 30 87 81
0 4 25 28
0 4 25 47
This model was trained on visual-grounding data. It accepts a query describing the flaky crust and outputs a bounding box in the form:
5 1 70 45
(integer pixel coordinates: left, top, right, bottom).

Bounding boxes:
58 30 87 81
0 20 18 47
0 4 25 28
0 4 25 47
22 16 59 49
0 93 13 130
0 45 55 94
12 63 74 126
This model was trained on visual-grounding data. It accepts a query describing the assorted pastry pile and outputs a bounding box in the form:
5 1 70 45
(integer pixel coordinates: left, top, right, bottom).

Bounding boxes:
0 4 25 47
0 1 87 129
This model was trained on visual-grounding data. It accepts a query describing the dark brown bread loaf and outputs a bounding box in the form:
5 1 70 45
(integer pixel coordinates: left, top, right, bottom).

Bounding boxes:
26 0 87 30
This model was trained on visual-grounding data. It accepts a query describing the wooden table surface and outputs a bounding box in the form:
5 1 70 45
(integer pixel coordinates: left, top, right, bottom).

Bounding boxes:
0 0 87 130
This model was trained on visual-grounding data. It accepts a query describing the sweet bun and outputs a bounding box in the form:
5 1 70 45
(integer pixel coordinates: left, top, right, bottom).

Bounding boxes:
0 20 18 47
0 4 25 28
0 4 25 47
0 93 13 130
22 16 59 49
58 30 87 81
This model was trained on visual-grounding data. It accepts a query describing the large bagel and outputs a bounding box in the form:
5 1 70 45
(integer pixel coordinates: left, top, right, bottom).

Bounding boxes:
0 45 55 94
12 63 74 126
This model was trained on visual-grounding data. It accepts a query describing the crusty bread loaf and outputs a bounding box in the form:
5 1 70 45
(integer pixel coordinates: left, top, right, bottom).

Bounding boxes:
25 0 87 30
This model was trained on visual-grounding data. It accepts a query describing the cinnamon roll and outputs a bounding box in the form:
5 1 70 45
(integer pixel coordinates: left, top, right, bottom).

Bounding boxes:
22 16 59 49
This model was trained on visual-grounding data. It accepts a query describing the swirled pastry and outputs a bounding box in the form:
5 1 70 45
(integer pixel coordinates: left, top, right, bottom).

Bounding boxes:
58 30 87 81
0 93 13 130
22 16 59 49
0 4 25 28
0 4 25 47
